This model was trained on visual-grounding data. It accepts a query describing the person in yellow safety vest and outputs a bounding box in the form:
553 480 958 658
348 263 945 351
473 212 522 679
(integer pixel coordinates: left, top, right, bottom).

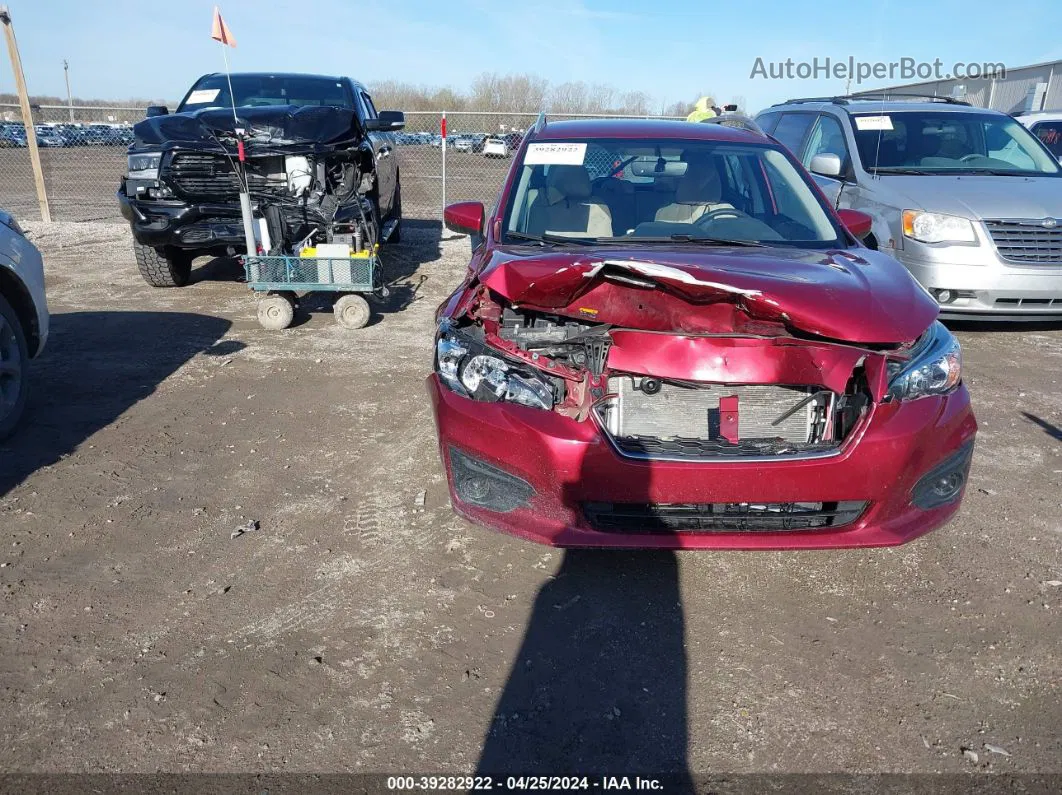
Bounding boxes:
686 96 719 123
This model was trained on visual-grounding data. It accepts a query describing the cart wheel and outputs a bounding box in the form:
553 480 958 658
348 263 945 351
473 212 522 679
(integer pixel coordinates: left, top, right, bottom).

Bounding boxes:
257 294 295 330
334 293 371 330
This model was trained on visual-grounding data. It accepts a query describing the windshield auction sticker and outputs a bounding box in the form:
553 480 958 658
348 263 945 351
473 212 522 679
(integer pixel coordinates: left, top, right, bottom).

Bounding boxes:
524 142 588 165
854 115 894 131
186 88 221 104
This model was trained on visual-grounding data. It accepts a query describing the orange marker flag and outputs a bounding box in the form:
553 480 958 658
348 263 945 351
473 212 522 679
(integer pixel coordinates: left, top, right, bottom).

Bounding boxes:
211 6 237 47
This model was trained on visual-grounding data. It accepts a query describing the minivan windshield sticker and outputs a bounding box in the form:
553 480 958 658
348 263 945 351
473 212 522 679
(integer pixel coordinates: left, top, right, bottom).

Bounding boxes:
854 115 894 131
525 143 588 165
186 89 221 104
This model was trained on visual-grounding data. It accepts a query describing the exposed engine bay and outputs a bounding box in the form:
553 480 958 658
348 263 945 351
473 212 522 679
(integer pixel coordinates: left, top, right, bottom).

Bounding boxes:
433 250 955 461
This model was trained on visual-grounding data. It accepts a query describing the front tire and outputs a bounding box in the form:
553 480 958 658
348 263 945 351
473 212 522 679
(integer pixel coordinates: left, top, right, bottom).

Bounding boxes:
0 292 30 440
133 241 193 288
334 294 371 330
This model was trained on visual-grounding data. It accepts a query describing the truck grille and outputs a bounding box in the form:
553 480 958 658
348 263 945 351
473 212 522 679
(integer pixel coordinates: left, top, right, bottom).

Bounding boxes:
985 220 1062 264
583 501 867 533
166 153 243 199
596 376 834 460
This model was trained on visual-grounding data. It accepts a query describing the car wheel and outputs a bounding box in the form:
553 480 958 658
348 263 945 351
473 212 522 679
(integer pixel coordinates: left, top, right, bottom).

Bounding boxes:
133 241 193 288
257 292 295 330
0 292 30 440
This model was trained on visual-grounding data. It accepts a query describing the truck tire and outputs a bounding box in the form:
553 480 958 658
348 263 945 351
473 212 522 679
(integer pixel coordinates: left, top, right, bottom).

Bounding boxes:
134 241 193 288
0 292 30 440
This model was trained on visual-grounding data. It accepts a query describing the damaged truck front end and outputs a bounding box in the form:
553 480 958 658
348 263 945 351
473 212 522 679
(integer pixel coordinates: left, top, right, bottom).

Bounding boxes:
430 250 975 550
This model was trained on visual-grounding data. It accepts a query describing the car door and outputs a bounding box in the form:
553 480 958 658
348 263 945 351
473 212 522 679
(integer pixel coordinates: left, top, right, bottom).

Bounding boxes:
800 113 852 207
357 88 397 217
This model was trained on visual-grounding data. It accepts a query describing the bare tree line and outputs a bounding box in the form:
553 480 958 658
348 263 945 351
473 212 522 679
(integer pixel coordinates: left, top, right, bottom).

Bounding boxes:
369 73 715 116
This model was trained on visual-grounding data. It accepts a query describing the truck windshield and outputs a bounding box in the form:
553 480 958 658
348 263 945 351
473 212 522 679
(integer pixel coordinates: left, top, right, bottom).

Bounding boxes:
177 75 353 111
852 111 1061 175
502 137 843 248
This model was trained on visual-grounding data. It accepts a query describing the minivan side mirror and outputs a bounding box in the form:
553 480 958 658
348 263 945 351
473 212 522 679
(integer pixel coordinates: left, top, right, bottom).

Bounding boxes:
444 201 485 237
810 153 843 178
365 110 405 131
145 105 169 118
837 208 873 240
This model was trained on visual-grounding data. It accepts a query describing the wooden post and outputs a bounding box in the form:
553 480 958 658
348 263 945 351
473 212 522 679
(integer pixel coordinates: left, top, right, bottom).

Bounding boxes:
0 5 51 222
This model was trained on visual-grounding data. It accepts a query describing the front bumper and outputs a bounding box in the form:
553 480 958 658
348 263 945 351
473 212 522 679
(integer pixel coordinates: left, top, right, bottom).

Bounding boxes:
117 184 244 250
428 375 977 550
899 252 1062 320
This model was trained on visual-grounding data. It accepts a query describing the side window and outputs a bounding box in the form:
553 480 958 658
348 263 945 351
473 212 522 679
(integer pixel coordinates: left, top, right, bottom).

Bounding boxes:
771 113 816 158
1031 121 1062 157
756 112 782 135
803 114 850 173
360 92 378 119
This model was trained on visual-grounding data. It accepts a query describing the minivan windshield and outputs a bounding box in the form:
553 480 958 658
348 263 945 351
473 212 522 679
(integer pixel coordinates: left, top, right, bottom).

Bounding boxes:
852 111 1061 175
502 138 843 248
177 75 353 112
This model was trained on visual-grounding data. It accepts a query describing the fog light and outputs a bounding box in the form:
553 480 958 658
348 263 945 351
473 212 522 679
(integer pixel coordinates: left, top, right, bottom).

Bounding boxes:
448 447 533 513
911 441 974 509
935 289 954 304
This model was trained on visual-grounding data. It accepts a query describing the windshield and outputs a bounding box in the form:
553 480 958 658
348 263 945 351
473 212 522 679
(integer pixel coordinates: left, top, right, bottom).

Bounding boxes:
177 75 353 112
852 111 1061 175
502 138 843 248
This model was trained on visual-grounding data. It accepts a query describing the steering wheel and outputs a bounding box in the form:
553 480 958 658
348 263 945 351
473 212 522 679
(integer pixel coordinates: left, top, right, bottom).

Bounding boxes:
694 207 752 226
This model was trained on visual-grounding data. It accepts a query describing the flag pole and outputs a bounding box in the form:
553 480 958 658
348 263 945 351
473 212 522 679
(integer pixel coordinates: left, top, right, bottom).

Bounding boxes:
221 42 238 124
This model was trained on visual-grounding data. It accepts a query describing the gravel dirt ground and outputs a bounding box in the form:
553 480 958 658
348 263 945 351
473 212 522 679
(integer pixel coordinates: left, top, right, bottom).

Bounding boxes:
1 220 1061 781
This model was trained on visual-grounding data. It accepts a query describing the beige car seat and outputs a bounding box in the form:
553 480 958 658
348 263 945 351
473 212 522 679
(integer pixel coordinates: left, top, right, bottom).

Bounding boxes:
526 165 613 238
654 158 733 223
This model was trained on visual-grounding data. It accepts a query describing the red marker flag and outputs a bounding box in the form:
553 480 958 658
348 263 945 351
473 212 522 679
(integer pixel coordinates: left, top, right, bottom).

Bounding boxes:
211 6 237 47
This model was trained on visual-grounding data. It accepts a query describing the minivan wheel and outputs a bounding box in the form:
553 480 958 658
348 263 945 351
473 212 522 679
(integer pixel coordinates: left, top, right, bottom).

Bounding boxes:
133 241 193 287
0 292 30 440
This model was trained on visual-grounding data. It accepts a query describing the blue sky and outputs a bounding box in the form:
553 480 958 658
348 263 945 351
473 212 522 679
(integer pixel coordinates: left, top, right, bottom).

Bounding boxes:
4 0 1060 113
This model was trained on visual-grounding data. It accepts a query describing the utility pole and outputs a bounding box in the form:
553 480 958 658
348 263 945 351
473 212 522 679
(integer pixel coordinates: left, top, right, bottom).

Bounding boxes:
0 5 51 222
63 58 73 122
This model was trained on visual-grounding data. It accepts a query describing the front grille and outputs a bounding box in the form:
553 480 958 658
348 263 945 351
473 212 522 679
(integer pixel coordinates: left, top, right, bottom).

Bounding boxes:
166 153 242 199
597 376 836 460
583 501 868 533
994 297 1062 307
985 220 1062 264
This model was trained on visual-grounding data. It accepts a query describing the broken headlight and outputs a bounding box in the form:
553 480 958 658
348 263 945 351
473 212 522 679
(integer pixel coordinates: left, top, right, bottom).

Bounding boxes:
435 325 556 411
127 152 162 180
887 322 962 401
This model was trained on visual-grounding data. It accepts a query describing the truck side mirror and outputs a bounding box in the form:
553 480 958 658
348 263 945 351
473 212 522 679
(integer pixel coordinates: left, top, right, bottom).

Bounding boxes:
146 105 169 118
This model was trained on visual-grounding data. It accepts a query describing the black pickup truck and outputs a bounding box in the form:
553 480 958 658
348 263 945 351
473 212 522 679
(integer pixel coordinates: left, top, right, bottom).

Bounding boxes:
118 72 404 287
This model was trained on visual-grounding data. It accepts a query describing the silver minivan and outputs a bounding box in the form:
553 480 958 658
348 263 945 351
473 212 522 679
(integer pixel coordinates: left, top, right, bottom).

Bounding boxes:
756 96 1062 320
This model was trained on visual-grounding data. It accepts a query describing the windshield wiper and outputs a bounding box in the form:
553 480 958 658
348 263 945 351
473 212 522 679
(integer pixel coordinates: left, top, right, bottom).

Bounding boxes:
871 167 933 175
505 231 594 247
589 235 766 247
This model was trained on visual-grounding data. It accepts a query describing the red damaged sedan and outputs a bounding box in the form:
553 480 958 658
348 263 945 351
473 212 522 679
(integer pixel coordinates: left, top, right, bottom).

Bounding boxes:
428 118 976 549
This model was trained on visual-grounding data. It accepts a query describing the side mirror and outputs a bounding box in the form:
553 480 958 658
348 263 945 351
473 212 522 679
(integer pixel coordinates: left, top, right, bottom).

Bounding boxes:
444 201 485 237
365 110 405 131
145 105 169 118
838 208 873 240
810 153 843 178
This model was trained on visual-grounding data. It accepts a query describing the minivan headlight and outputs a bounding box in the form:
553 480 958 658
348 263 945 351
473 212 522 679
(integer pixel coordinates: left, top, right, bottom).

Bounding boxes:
887 322 962 401
435 324 556 411
902 210 977 244
127 152 162 179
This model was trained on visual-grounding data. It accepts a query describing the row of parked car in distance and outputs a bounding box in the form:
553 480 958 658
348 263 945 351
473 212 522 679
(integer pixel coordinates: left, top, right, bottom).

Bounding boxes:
394 130 525 157
0 122 134 148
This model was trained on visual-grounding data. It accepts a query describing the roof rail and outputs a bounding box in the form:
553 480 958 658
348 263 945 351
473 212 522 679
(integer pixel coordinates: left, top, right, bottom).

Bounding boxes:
774 96 850 107
846 92 971 106
700 113 766 136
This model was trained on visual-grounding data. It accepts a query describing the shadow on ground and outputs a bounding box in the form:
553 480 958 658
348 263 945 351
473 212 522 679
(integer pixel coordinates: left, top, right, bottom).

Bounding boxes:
477 550 692 783
1021 411 1062 442
0 311 235 496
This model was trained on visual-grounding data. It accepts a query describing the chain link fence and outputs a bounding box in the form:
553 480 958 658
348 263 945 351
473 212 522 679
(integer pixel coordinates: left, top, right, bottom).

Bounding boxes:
0 106 679 224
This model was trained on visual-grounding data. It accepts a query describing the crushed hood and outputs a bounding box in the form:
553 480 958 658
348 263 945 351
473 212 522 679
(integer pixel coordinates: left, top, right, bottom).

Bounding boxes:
478 244 938 344
132 105 360 152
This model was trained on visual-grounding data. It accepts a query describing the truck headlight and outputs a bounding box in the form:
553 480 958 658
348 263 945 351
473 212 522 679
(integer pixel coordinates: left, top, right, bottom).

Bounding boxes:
887 322 962 401
902 210 977 244
435 325 556 411
127 152 162 180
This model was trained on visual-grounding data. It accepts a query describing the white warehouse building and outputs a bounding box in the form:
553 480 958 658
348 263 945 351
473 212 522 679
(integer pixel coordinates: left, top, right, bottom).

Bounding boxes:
852 59 1062 114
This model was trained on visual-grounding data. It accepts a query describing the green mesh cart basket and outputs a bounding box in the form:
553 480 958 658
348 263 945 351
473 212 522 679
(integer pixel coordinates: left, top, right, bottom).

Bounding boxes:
242 253 380 330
